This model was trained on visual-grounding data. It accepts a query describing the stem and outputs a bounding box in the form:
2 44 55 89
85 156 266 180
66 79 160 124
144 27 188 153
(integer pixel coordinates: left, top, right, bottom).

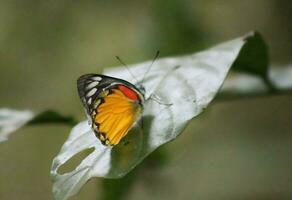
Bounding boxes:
262 74 278 94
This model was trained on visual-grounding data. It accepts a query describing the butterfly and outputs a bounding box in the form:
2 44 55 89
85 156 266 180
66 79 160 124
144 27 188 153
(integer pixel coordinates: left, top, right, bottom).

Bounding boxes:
77 52 166 146
77 73 147 146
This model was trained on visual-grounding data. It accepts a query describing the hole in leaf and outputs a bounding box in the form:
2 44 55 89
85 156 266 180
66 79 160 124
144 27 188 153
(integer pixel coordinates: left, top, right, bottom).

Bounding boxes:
58 147 95 174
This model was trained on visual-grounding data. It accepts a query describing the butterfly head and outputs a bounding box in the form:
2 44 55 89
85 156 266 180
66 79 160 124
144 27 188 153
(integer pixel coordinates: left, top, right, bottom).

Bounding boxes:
136 83 146 96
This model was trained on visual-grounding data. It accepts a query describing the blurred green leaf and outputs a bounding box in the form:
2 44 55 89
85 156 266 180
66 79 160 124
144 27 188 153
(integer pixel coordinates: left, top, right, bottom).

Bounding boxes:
231 32 269 77
51 32 259 200
230 32 277 92
27 110 77 126
101 148 168 200
150 0 207 55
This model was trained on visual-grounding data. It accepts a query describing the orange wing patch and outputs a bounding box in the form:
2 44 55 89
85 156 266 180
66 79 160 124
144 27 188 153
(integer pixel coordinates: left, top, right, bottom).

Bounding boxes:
94 88 142 145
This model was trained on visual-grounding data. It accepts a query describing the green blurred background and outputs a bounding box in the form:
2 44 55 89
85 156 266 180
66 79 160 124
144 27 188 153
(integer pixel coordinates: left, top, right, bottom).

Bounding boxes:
0 0 292 199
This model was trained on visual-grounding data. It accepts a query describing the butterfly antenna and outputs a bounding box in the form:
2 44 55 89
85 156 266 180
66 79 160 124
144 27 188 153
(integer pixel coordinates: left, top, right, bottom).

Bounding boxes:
141 50 160 85
115 56 139 83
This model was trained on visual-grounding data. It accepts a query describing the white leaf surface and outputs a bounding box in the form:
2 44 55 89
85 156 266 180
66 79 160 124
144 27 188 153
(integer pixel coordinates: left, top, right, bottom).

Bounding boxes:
51 32 256 200
221 64 292 95
0 108 34 142
270 64 292 89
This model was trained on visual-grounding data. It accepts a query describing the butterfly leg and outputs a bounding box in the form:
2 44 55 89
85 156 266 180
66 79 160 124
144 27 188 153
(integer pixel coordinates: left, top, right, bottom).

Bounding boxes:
149 93 173 106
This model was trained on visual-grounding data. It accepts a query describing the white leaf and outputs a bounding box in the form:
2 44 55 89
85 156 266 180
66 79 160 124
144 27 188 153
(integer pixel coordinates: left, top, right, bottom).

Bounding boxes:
51 32 255 200
221 64 292 95
270 64 292 89
0 108 34 142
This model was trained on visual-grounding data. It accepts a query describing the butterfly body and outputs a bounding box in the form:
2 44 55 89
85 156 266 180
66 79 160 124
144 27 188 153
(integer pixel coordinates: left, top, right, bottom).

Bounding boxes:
77 74 144 146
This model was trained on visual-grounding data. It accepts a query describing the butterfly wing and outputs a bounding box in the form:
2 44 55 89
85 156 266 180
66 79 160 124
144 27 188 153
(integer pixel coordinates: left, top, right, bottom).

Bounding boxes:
77 74 144 146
